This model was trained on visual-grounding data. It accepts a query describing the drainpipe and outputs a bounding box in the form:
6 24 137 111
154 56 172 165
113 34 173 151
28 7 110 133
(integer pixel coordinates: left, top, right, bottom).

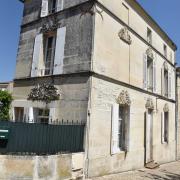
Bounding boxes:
176 66 180 160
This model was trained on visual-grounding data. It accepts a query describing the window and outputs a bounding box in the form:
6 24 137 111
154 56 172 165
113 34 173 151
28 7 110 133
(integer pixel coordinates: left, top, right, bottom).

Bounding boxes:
118 106 126 150
164 69 168 97
164 44 167 58
112 104 130 154
164 112 169 143
170 52 173 62
147 28 152 45
31 27 66 77
43 33 56 76
36 109 50 124
41 0 62 17
48 0 57 14
122 3 129 25
147 57 153 91
162 111 169 143
14 107 24 122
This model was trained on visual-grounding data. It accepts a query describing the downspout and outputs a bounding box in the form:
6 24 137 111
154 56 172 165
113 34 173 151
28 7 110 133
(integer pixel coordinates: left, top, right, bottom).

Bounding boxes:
176 66 180 160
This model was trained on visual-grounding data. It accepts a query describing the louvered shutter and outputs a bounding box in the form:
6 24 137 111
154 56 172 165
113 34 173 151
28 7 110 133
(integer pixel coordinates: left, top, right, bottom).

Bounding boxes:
153 59 156 93
57 0 63 12
111 104 119 154
53 27 66 75
143 54 147 90
168 71 171 98
161 112 165 144
172 70 175 100
161 68 164 96
31 34 43 77
41 0 48 17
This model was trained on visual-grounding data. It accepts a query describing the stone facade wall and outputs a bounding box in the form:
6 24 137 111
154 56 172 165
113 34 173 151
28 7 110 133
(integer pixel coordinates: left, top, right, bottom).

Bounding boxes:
13 75 90 122
0 154 72 180
16 2 93 79
22 0 90 25
93 3 176 100
87 76 176 177
97 0 176 61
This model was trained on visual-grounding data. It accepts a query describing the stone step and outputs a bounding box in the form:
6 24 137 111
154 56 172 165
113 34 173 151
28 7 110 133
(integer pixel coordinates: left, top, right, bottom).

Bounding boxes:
145 161 160 169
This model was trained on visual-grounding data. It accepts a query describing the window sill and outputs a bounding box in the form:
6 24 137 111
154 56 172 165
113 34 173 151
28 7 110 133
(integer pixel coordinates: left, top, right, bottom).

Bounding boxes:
111 148 126 156
161 141 168 145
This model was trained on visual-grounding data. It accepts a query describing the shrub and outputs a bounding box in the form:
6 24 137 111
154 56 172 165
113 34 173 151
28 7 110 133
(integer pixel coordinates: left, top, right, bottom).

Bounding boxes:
0 90 13 120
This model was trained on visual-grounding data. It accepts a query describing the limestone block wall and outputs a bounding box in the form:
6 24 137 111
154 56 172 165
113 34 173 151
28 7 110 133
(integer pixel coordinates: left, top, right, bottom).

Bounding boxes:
93 4 176 100
0 153 85 179
87 76 176 177
96 0 176 64
16 3 93 79
22 0 90 25
0 154 72 180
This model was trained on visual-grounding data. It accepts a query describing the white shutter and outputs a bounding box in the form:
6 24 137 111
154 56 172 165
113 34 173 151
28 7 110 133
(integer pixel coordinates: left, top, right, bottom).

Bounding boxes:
153 59 156 93
168 71 171 98
161 112 165 144
31 34 43 77
143 54 147 90
172 70 175 100
29 107 34 123
57 0 64 11
125 107 130 152
111 104 119 154
53 27 66 75
49 108 56 122
41 0 48 17
161 68 164 96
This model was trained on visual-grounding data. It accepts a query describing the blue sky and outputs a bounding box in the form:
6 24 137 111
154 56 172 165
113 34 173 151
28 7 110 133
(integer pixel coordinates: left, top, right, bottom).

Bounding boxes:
0 1 179 82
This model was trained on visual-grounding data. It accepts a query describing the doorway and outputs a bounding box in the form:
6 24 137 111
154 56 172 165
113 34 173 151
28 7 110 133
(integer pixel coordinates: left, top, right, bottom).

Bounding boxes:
145 109 153 164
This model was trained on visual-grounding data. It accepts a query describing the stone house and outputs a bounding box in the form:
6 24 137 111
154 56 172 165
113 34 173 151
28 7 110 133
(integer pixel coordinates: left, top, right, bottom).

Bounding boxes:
13 0 177 178
0 82 13 93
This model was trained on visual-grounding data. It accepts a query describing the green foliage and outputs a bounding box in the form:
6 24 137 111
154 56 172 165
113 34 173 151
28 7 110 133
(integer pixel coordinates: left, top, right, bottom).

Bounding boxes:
0 90 13 120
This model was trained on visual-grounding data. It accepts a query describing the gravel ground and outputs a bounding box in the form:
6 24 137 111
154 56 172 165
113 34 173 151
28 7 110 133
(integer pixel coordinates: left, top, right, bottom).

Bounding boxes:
89 161 180 180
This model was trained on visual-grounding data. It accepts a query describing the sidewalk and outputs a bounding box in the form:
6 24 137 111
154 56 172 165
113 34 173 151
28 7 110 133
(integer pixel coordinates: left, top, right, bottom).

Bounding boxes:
90 161 180 180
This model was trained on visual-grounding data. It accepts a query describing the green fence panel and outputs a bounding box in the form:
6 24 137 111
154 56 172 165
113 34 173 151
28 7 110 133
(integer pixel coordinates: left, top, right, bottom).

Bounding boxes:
0 121 85 155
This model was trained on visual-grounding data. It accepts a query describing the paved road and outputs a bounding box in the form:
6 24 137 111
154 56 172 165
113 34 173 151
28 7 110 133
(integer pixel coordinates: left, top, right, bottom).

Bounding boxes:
90 161 180 180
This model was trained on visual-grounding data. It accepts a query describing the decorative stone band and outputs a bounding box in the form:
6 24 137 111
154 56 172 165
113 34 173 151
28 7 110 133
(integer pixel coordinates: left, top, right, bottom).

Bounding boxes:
27 83 60 104
118 27 132 45
146 47 154 59
145 98 154 110
116 90 131 106
163 103 169 112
